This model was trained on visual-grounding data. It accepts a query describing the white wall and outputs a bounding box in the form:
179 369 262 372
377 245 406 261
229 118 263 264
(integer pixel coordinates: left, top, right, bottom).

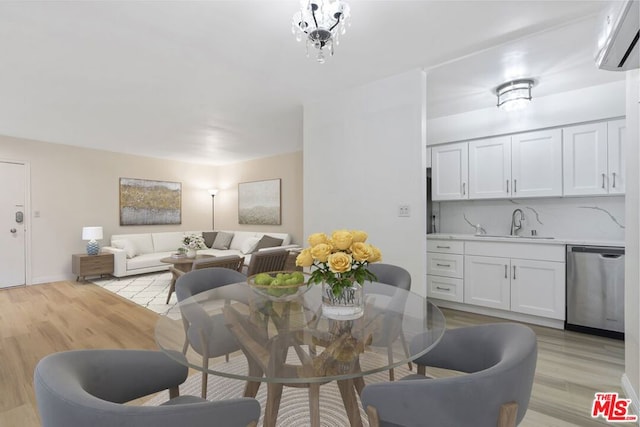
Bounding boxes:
437 196 625 242
303 69 428 296
427 81 626 145
623 69 639 411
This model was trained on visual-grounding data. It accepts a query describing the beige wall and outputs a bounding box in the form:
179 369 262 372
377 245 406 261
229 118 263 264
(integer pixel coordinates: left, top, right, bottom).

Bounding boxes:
215 151 303 245
0 135 303 284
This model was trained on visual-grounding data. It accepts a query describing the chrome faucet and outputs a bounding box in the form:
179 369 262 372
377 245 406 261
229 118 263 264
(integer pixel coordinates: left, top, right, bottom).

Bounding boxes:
510 209 525 236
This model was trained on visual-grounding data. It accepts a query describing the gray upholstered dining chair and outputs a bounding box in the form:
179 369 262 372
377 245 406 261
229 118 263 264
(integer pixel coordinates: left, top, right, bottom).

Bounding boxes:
360 323 538 427
34 349 261 427
245 249 289 276
167 255 245 303
366 263 413 380
176 267 248 398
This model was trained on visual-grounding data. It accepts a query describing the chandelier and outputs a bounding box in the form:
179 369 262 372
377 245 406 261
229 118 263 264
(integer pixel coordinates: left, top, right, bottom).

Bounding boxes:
292 0 351 63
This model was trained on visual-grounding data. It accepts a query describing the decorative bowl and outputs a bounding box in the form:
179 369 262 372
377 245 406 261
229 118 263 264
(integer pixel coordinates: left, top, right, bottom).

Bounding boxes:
247 270 312 301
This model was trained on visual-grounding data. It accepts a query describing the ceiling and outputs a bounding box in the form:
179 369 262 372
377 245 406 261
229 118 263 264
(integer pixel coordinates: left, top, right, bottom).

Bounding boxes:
0 1 624 165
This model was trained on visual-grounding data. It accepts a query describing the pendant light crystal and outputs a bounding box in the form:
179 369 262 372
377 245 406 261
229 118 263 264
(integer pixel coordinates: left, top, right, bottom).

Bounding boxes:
292 0 351 63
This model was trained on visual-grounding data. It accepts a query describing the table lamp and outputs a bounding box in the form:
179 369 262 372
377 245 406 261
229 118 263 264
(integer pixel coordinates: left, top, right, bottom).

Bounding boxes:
82 226 103 255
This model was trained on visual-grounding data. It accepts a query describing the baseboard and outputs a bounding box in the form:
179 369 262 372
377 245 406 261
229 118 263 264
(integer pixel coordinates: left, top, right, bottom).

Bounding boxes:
30 274 72 285
622 374 639 417
431 299 565 329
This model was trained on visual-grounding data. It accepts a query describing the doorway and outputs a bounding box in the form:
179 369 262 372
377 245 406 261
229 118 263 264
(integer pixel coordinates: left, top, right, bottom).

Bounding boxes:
0 161 28 287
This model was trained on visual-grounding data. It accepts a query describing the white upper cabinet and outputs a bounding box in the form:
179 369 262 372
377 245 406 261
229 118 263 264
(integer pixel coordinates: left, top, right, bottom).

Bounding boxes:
607 119 626 194
563 119 625 196
563 122 608 195
432 142 468 200
468 136 511 199
468 130 562 199
511 129 563 198
431 118 623 202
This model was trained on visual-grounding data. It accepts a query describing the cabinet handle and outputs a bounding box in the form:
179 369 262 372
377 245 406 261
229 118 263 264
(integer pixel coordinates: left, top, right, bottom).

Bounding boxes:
513 265 517 280
462 182 466 196
436 263 451 267
504 265 507 279
436 286 451 291
514 179 517 193
436 245 450 249
602 173 606 189
506 180 509 193
612 172 616 188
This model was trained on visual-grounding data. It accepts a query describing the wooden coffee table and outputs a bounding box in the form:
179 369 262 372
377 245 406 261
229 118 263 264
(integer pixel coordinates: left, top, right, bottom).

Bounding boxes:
160 254 215 303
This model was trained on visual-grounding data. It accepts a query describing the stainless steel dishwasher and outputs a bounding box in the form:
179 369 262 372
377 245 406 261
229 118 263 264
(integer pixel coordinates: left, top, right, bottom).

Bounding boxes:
566 245 625 339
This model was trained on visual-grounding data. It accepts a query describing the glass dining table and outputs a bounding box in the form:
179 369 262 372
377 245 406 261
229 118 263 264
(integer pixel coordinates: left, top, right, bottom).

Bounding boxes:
155 281 446 427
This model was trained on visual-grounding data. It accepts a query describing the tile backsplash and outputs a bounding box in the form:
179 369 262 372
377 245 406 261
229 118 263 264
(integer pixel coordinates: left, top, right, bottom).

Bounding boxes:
435 196 625 241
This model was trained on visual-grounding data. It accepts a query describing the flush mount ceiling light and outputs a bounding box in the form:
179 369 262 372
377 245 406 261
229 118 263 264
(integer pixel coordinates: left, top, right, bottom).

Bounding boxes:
496 79 534 112
292 0 351 64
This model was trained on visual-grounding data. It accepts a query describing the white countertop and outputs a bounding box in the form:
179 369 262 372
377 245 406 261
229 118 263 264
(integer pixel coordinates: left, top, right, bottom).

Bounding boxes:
427 233 625 248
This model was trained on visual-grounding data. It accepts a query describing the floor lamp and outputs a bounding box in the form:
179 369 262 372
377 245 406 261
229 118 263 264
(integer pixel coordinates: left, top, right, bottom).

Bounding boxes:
208 189 218 230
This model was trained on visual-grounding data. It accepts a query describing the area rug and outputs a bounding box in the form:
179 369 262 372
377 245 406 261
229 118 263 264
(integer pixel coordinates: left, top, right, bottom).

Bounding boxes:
144 354 417 427
90 271 182 319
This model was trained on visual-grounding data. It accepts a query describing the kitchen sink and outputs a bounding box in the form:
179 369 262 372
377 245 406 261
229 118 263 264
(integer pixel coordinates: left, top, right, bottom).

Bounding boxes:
474 234 555 239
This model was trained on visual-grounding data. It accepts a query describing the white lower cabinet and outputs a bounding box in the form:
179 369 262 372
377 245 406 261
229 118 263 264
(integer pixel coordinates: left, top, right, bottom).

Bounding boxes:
427 275 463 302
462 241 566 321
464 256 510 310
427 253 463 278
510 258 565 320
427 239 464 303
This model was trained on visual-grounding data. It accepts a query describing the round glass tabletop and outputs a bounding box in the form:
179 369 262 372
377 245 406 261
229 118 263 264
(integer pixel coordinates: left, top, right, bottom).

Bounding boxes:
155 281 446 384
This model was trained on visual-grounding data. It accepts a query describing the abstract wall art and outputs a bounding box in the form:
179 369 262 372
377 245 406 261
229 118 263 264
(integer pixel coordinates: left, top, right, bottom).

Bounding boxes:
119 178 181 225
238 178 281 225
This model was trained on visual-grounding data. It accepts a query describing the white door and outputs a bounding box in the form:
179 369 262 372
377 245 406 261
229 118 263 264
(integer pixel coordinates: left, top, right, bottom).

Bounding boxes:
607 119 626 195
468 136 511 199
563 122 608 196
464 255 510 310
510 259 565 320
511 129 563 198
431 142 468 201
0 161 27 287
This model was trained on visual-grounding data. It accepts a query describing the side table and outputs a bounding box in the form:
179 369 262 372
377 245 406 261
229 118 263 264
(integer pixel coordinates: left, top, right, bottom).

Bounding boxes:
72 253 114 281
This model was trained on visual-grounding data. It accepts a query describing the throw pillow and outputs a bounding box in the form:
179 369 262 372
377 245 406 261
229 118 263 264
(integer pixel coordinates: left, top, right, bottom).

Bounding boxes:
240 237 261 255
212 231 234 250
112 239 137 259
202 231 218 248
254 235 284 252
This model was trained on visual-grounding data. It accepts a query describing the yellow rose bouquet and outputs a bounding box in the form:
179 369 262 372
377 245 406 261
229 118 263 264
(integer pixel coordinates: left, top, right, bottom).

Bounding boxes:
295 229 382 297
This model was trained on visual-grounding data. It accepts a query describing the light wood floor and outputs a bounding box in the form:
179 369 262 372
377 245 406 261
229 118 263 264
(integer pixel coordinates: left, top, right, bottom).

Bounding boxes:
0 281 625 427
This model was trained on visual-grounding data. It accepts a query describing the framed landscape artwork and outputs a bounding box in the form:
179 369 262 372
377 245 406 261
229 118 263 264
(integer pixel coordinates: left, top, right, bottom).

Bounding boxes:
238 179 281 225
119 178 182 225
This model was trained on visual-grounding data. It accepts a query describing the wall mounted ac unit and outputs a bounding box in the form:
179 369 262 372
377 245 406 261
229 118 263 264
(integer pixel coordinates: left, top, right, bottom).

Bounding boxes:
595 0 639 71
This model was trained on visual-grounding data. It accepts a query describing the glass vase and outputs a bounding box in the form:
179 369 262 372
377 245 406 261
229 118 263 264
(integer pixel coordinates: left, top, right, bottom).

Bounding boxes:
322 281 364 320
186 248 197 258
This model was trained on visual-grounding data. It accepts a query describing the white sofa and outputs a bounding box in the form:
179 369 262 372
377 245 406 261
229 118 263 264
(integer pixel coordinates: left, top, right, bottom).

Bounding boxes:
101 230 298 277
